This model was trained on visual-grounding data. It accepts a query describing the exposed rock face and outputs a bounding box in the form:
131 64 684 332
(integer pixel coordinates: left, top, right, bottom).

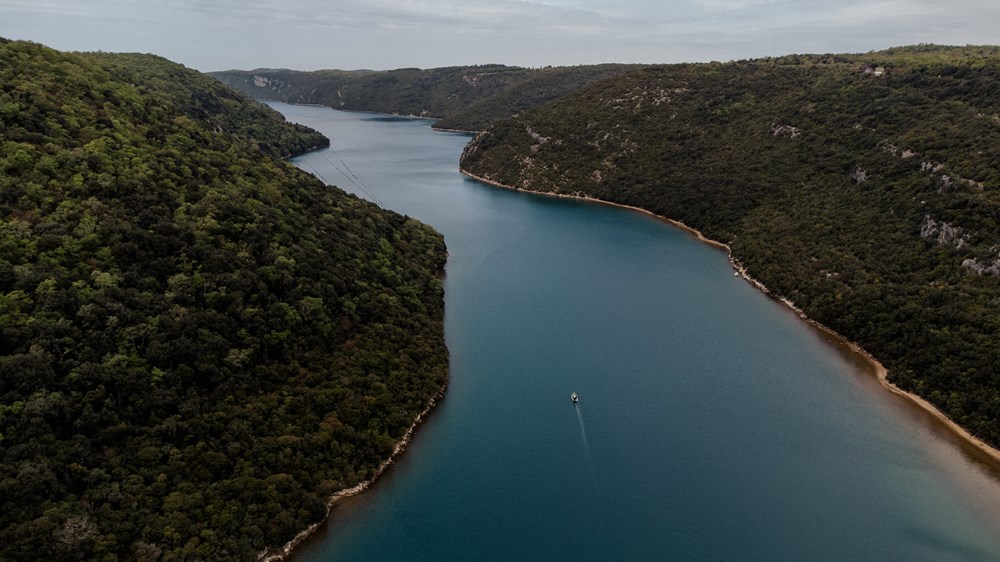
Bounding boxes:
771 123 801 138
526 125 550 145
850 165 868 185
602 85 687 111
963 256 1000 276
922 161 945 173
920 216 1000 275
921 215 967 249
253 74 289 91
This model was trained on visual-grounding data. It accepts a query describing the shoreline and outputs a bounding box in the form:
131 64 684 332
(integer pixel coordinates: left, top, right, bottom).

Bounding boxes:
257 382 448 561
431 125 482 134
460 169 1000 470
259 127 452 562
282 101 482 134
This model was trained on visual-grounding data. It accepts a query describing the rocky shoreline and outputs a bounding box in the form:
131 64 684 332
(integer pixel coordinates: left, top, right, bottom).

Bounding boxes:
258 382 448 561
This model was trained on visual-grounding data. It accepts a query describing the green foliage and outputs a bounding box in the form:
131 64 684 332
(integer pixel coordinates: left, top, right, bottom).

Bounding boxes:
462 45 1000 448
0 39 447 560
211 64 645 131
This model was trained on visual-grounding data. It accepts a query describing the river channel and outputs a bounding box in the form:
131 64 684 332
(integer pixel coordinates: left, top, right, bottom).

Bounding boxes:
273 103 1000 561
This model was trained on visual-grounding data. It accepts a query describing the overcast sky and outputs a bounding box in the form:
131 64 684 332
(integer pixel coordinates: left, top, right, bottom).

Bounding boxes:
3 0 999 71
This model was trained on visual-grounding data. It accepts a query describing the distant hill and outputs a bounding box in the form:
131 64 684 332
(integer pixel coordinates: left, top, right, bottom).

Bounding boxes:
211 64 644 131
461 45 1000 448
0 39 447 560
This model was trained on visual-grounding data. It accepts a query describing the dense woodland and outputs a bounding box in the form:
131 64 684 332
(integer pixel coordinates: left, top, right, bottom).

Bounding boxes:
462 45 1000 449
8 37 1000 559
211 64 644 132
0 39 448 560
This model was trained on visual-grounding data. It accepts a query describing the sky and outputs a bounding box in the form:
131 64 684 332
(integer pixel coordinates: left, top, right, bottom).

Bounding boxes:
2 0 999 72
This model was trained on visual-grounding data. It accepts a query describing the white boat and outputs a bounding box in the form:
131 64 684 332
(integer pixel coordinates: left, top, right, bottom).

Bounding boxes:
571 392 579 404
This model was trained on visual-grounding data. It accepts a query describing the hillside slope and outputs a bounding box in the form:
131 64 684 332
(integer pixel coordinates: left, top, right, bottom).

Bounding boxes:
0 39 448 560
211 64 643 131
462 45 1000 448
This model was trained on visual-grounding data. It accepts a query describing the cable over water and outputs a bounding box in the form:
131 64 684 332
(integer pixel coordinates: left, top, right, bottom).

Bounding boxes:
299 146 386 208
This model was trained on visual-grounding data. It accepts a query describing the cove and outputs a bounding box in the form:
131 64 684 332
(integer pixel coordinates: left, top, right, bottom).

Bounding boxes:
272 103 1000 561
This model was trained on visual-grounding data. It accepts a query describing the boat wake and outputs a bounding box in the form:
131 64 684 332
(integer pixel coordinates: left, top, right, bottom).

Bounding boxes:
575 405 599 495
575 405 590 452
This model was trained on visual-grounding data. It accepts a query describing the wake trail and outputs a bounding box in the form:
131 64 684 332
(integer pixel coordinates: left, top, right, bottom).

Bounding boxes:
575 406 599 495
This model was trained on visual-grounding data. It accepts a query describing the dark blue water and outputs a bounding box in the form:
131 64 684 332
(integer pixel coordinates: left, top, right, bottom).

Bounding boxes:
273 103 1000 561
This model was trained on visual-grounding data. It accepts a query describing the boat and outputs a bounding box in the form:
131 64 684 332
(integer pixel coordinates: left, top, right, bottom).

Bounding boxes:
571 392 579 404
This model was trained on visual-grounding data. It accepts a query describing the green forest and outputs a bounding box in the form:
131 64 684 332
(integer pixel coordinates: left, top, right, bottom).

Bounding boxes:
462 45 1000 449
211 64 644 132
9 37 1000 559
0 39 448 560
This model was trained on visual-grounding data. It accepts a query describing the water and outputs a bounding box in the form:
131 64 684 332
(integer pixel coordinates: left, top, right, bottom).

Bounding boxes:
272 103 1000 561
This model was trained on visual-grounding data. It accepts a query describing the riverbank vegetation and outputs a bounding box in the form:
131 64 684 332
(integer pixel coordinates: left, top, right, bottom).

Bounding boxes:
0 39 448 560
461 45 1000 449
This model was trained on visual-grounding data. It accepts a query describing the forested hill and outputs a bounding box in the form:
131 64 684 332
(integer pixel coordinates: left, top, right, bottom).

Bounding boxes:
0 39 448 560
210 64 643 131
90 53 329 159
462 45 1000 448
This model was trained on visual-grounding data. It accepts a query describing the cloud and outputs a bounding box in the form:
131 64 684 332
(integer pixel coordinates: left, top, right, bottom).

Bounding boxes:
690 0 784 10
3 0 999 70
4 0 94 16
156 0 616 35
